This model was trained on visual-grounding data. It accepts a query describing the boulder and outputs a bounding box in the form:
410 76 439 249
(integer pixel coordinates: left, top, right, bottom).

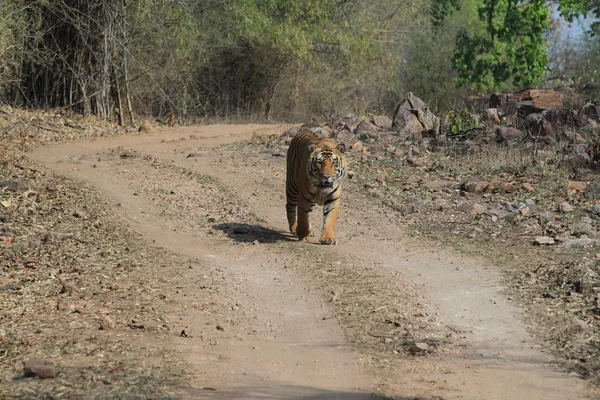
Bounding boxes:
355 120 379 139
577 102 600 127
372 115 393 130
392 92 440 135
495 126 524 145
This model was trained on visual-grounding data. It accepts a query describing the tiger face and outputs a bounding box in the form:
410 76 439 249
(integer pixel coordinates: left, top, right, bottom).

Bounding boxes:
307 142 346 196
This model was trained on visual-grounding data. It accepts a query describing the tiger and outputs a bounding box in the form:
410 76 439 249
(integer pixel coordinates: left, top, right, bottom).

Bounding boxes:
286 130 347 245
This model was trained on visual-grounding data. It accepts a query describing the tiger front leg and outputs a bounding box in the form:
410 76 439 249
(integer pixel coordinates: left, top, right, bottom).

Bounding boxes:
286 202 298 235
295 199 314 242
320 194 341 245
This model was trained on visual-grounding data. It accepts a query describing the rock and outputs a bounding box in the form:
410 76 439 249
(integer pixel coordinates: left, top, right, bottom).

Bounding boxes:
461 177 489 194
564 130 587 144
500 182 517 193
561 238 600 248
72 209 88 219
522 218 541 231
23 360 55 379
513 89 563 109
100 316 116 330
523 113 555 144
522 182 535 191
567 181 586 193
280 126 300 140
186 152 202 158
457 202 486 215
593 204 600 215
534 236 555 246
561 147 591 170
572 223 595 238
577 102 600 127
486 108 501 124
495 126 524 145
524 199 538 215
586 181 600 200
486 208 515 220
525 166 544 176
355 120 379 139
414 342 430 351
559 202 574 213
351 142 367 153
392 92 440 135
138 120 153 132
372 115 393 130
0 180 27 192
545 220 564 234
331 114 363 135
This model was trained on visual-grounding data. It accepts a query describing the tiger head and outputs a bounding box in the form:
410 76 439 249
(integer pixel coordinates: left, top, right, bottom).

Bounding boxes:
307 140 347 192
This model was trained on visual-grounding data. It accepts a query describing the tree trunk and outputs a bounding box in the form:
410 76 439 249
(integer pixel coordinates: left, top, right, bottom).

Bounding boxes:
121 0 134 124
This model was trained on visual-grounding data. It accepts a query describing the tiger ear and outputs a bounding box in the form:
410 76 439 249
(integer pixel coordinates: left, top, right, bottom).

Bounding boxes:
336 143 346 154
308 143 316 153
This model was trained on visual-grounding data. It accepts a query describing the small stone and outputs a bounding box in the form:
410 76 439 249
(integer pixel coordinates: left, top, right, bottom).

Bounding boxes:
462 177 489 194
593 204 600 215
561 238 600 248
351 142 367 153
100 316 116 330
0 180 27 192
347 170 355 179
23 360 55 379
500 182 517 193
414 342 430 351
568 181 587 193
522 182 535 191
60 281 77 295
586 181 600 200
138 120 153 132
72 209 87 219
487 108 501 124
533 236 555 246
457 202 486 215
372 115 393 130
559 202 574 213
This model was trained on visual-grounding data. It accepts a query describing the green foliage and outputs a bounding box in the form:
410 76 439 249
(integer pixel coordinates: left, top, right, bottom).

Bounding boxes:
452 0 593 90
446 108 483 134
431 0 460 25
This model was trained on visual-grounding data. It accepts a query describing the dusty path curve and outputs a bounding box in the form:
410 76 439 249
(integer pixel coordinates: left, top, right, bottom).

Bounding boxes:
32 125 594 399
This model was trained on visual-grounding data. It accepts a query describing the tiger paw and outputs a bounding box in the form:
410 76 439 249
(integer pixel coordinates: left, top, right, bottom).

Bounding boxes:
319 236 337 245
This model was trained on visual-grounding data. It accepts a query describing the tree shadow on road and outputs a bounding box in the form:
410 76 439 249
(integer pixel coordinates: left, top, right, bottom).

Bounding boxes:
181 383 438 399
212 223 292 244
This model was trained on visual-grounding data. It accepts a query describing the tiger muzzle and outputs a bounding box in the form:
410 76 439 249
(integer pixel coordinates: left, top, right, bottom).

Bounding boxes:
320 177 333 188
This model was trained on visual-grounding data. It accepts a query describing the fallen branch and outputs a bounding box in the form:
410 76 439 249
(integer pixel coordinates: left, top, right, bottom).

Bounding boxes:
32 124 64 134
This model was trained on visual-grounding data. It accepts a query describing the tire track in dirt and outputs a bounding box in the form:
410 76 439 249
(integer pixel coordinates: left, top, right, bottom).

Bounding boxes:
31 125 595 399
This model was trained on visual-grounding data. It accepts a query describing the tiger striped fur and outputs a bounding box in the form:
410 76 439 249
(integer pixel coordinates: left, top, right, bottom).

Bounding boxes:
286 130 347 245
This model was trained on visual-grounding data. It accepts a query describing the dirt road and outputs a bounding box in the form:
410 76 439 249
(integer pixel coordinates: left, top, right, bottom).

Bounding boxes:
31 124 594 399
